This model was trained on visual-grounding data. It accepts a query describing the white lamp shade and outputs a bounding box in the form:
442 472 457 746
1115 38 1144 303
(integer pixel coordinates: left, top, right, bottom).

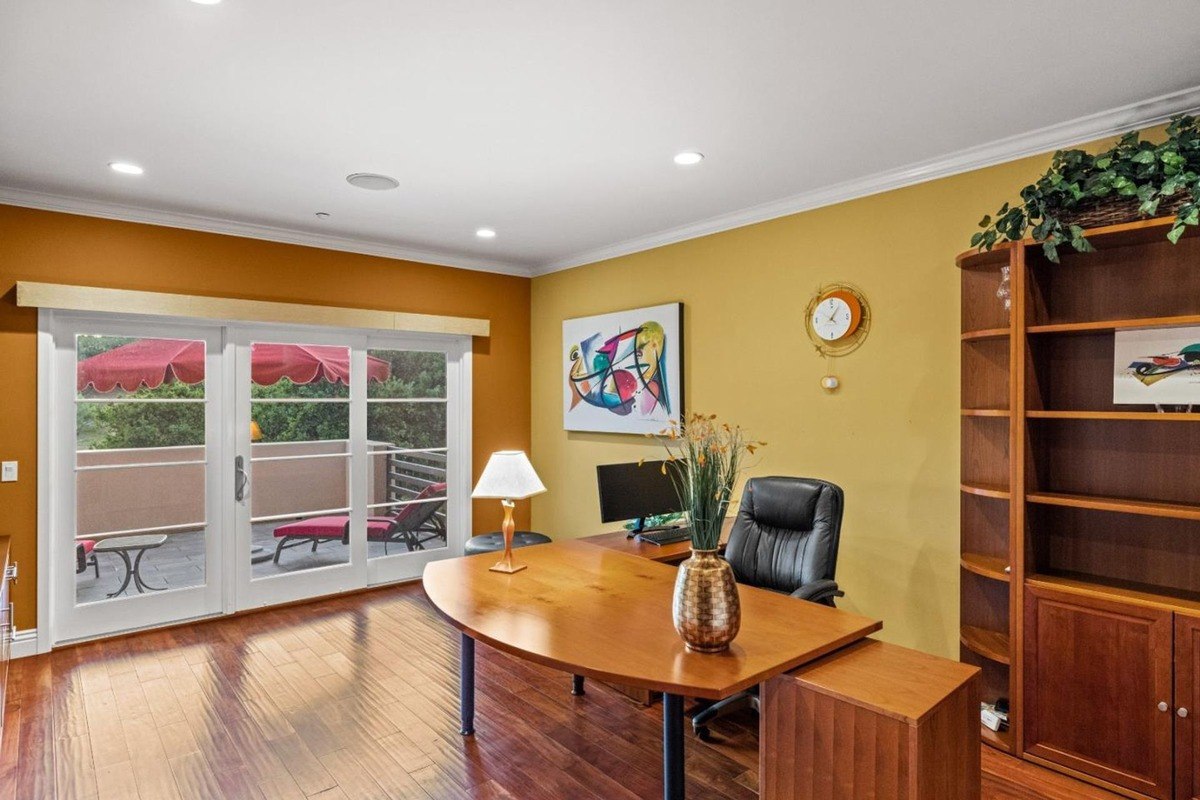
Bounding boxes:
471 450 547 500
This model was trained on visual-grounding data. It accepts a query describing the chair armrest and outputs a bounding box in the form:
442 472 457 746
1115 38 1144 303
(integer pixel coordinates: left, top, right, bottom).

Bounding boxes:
790 579 843 604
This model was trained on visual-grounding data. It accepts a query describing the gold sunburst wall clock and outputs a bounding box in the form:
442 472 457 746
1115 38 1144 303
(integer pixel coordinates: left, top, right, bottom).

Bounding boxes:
804 283 871 391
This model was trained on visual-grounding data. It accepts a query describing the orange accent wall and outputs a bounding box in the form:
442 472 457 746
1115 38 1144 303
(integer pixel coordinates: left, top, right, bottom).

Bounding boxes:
0 204 531 631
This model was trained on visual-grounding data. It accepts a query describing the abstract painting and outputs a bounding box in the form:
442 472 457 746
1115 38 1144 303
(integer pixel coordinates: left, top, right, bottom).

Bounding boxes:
562 303 683 433
1114 326 1200 405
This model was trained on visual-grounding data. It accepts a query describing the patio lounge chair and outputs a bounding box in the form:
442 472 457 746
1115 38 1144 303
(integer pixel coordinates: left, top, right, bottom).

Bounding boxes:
76 540 100 578
271 482 447 564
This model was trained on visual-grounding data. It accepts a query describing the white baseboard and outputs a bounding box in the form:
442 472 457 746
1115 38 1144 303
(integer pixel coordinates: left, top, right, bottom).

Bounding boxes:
11 628 41 659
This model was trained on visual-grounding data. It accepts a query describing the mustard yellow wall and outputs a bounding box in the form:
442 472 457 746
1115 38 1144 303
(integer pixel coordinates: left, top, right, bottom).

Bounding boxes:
530 132 1145 659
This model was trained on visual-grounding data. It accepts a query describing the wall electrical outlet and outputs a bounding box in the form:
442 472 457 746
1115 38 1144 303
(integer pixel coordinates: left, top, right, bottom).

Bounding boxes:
1 461 17 482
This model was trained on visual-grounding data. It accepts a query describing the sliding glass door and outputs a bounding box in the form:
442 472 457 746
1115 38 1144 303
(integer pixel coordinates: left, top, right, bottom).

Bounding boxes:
365 337 467 586
50 317 225 643
232 330 364 609
47 312 471 645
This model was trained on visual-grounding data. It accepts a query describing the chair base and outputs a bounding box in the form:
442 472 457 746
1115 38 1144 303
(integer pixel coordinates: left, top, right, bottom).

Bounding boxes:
691 689 760 740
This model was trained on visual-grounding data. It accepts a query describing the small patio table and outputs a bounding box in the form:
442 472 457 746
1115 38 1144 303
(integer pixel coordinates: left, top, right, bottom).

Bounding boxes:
94 534 169 597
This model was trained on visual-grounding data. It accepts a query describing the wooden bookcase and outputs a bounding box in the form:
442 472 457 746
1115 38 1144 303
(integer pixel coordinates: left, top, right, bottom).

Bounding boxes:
958 217 1200 794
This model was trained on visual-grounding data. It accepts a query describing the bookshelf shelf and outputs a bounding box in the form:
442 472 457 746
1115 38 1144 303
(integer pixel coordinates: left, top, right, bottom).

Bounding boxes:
1027 410 1200 422
980 725 1013 753
961 328 1010 342
1026 491 1200 521
1027 314 1200 335
960 625 1011 665
960 483 1011 500
961 553 1011 582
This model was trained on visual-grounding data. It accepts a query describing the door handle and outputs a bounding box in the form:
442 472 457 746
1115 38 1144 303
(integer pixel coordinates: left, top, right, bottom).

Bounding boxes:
235 455 250 502
1180 708 1191 719
1158 701 1170 712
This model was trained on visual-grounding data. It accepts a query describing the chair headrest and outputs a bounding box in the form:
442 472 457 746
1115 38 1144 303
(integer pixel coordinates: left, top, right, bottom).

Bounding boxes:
741 476 837 530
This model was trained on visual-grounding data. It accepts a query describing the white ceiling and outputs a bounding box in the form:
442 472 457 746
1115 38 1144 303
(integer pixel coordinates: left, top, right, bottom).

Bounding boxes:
2 1 1200 277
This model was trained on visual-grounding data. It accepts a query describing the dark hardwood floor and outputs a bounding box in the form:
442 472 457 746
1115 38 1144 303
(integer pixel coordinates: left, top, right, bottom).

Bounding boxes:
1 582 1122 799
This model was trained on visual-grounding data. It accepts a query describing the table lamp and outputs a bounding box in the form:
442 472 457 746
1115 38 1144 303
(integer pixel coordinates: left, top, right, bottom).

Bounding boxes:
471 450 546 574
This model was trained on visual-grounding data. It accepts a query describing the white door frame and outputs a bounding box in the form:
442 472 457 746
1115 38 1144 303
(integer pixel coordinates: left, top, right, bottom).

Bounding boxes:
37 309 472 650
45 312 226 645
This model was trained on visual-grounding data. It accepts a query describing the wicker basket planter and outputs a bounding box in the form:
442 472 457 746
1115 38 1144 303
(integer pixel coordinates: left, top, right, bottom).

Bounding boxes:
1057 192 1190 230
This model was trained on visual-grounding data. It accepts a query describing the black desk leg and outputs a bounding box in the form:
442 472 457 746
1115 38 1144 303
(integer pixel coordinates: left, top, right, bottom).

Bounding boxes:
459 633 475 736
571 674 585 695
663 692 685 800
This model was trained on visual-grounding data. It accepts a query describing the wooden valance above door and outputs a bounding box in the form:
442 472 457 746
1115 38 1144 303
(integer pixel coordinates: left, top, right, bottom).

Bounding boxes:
15 281 490 338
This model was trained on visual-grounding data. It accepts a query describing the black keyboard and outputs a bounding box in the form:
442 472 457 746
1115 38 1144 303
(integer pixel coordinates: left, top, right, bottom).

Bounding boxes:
636 528 692 546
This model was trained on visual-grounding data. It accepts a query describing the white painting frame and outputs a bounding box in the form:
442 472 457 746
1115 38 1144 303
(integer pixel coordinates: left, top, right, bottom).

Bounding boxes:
1113 326 1200 405
562 303 683 434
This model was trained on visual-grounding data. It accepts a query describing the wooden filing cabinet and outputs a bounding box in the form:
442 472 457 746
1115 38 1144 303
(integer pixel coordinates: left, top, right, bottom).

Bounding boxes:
761 638 981 800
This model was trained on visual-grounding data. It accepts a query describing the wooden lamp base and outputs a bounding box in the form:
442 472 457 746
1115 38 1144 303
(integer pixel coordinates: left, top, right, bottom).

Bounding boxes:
489 499 527 574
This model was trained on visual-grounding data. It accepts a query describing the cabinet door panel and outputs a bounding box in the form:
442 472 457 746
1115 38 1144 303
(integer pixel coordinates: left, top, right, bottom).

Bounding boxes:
1024 585 1174 800
1179 614 1200 800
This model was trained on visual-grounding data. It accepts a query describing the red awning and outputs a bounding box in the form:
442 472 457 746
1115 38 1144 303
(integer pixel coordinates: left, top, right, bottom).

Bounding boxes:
77 339 391 393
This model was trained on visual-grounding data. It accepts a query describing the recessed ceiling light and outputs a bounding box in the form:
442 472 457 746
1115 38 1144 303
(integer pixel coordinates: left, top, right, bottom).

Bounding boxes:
346 172 399 191
315 212 331 219
190 0 222 5
673 151 704 166
475 228 497 239
108 161 144 175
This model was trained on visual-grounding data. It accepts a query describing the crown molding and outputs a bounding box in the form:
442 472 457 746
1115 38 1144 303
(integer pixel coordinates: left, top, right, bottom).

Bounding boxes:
0 187 535 278
531 84 1200 276
6 83 1200 280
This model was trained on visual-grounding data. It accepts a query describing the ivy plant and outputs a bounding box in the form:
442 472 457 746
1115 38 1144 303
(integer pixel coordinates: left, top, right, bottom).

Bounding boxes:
972 115 1200 262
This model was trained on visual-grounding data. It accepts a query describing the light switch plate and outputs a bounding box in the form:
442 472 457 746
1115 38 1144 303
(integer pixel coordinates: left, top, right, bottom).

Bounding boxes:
1 461 17 482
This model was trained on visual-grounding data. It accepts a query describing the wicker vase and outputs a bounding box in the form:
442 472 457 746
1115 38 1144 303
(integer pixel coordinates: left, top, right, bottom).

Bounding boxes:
672 549 741 653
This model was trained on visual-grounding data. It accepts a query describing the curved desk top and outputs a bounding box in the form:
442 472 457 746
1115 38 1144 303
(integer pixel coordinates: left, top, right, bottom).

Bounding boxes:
423 540 881 700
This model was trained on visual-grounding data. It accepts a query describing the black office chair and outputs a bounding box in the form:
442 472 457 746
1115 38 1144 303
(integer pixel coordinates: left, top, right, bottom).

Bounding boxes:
691 476 845 739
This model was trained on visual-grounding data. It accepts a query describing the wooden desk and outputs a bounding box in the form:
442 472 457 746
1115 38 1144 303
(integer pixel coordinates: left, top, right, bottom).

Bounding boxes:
582 516 734 564
423 540 881 800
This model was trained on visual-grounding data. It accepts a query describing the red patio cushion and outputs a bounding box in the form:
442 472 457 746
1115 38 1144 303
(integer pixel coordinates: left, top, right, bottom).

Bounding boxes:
274 516 395 539
274 516 348 539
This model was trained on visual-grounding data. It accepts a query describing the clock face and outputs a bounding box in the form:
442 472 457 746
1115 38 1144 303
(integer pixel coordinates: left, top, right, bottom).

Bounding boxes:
811 296 854 341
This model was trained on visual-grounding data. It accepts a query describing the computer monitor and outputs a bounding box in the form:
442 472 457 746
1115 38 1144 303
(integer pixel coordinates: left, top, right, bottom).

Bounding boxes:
596 460 683 531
